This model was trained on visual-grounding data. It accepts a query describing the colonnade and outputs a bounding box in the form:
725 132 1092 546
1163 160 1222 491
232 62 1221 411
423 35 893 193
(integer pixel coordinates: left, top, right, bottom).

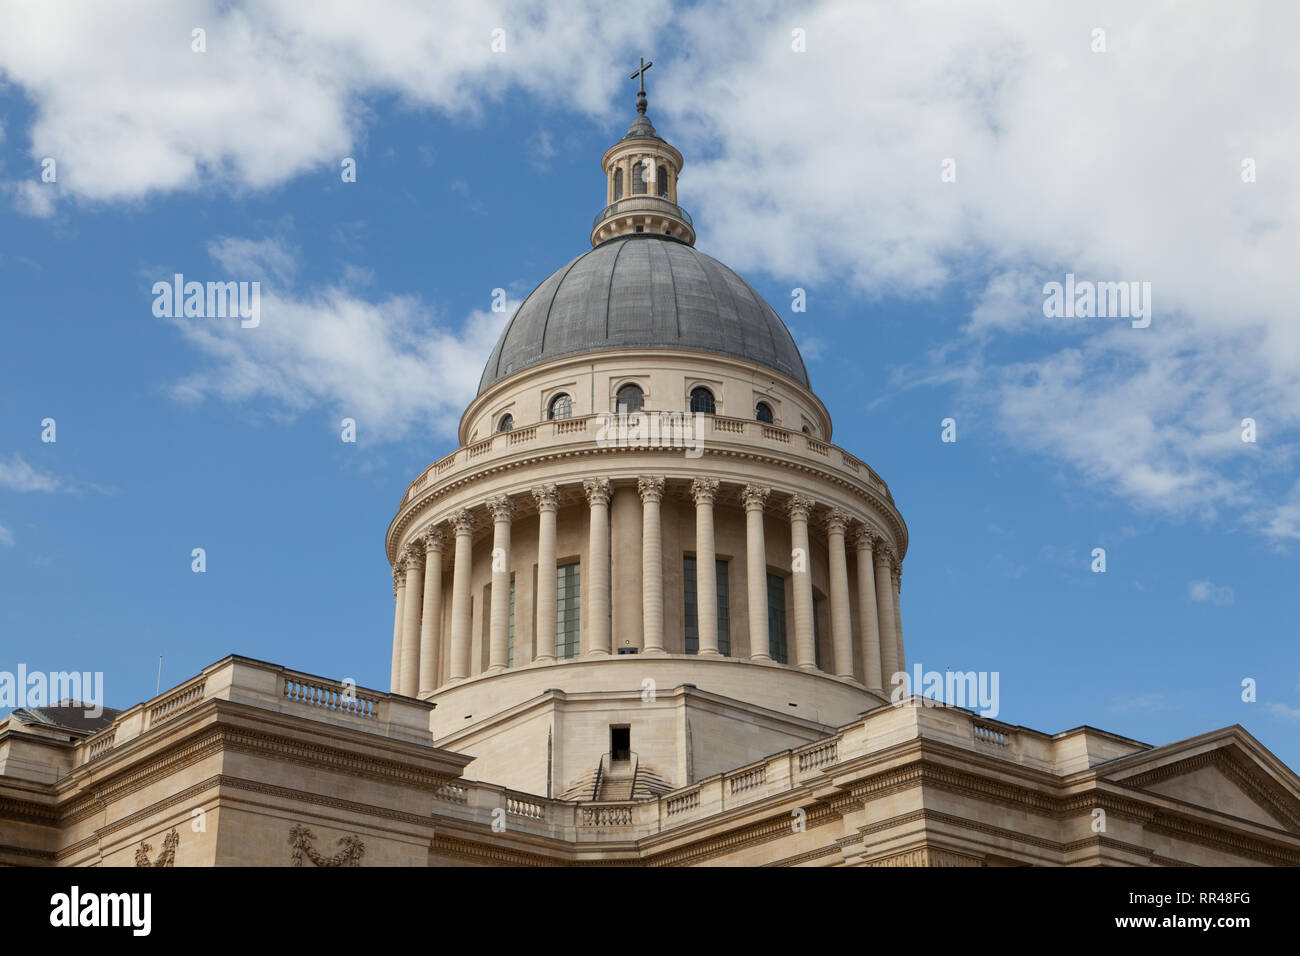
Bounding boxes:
389 477 905 697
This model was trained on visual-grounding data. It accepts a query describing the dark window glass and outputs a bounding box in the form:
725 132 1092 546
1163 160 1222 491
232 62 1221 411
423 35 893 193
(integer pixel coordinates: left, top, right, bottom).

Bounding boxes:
801 424 811 435
615 383 643 412
657 165 668 198
613 168 623 200
689 387 715 414
632 162 647 195
767 573 788 664
684 557 731 656
498 414 514 432
556 562 581 659
548 393 572 420
755 401 774 423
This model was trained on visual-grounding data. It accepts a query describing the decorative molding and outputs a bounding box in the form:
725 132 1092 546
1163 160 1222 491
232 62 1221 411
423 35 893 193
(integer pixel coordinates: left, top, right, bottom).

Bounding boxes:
288 824 365 867
851 525 877 553
740 484 770 512
873 542 897 567
787 493 814 522
824 508 850 535
865 847 984 868
637 475 666 503
401 544 425 570
690 476 720 505
582 477 612 506
531 483 560 512
452 508 476 536
421 526 446 552
486 494 515 523
134 829 179 867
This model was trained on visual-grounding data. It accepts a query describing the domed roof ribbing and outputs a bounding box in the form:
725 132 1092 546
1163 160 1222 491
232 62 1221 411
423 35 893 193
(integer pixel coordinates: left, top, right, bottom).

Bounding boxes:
478 234 810 393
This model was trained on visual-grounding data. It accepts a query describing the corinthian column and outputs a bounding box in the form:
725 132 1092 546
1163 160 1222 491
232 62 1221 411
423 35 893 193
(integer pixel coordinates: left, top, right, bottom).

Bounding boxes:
825 509 854 678
487 495 514 673
390 565 405 693
691 477 722 656
419 528 445 694
852 527 883 691
448 509 476 680
892 563 905 673
788 494 816 669
638 476 667 656
874 543 900 687
399 544 424 697
583 478 612 656
532 484 559 663
742 485 771 660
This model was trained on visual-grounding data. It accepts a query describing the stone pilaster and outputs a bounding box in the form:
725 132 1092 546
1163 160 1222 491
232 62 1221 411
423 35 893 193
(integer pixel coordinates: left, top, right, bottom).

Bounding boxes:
825 509 854 678
532 484 559 663
788 494 817 669
741 485 771 660
419 528 445 694
583 478 612 656
486 495 514 673
852 527 883 691
691 477 722 656
638 476 667 656
448 509 476 681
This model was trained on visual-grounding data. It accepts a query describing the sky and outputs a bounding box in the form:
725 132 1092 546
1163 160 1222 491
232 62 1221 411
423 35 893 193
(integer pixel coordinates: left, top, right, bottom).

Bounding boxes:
1 1 1297 771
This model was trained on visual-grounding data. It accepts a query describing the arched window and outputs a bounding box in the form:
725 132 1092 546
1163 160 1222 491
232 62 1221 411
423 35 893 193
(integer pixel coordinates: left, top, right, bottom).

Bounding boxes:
615 383 644 412
632 162 647 195
755 401 774 424
613 168 623 200
689 387 716 414
497 413 514 432
547 393 572 420
657 165 669 198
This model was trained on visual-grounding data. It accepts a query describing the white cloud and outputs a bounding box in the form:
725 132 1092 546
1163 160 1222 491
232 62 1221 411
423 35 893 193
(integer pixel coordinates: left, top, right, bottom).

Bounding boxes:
1187 580 1234 606
1266 702 1300 720
0 454 67 493
3 1 1299 539
0 0 669 208
0 521 13 546
167 238 512 441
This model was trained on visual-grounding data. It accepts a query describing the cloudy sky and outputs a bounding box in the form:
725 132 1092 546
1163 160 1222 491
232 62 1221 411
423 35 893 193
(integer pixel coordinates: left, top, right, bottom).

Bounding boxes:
1 1 1297 766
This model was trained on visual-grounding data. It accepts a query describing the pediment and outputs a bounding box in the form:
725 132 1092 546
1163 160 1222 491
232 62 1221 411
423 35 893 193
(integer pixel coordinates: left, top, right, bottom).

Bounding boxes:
1101 731 1300 833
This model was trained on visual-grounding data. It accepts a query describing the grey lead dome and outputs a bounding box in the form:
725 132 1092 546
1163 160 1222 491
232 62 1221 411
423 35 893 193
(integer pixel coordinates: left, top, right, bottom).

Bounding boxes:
478 234 810 394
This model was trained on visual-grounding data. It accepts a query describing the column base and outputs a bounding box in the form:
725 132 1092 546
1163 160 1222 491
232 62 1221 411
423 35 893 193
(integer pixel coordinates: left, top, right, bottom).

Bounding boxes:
584 649 612 657
697 649 723 658
641 647 668 657
749 654 773 662
532 654 556 664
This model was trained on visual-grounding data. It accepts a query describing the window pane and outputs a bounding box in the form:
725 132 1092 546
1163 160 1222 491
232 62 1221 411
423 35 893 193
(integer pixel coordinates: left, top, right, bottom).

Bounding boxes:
767 573 787 664
717 560 730 657
689 387 715 414
556 562 581 659
507 576 516 667
632 162 647 195
616 384 643 412
755 401 773 424
657 165 668 198
684 557 730 656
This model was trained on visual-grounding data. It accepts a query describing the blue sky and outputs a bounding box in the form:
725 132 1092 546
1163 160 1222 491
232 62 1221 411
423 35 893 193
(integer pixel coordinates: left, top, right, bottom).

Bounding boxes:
1 1 1297 771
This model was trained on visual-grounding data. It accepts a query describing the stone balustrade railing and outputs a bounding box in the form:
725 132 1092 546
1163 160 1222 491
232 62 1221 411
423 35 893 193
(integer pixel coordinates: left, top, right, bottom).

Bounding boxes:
69 656 434 767
400 413 893 509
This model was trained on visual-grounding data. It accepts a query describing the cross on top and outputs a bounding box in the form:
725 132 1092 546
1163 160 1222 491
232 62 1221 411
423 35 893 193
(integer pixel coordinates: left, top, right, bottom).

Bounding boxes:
629 57 653 94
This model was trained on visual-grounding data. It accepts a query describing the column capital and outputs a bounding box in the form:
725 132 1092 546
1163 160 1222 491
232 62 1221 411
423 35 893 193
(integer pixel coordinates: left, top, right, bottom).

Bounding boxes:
531 483 560 513
486 494 515 523
824 508 851 535
740 484 770 512
891 564 902 589
421 526 446 553
637 475 666 503
787 493 815 521
583 477 612 506
852 525 878 552
874 541 897 567
690 476 720 505
401 543 425 569
393 566 404 594
451 508 476 536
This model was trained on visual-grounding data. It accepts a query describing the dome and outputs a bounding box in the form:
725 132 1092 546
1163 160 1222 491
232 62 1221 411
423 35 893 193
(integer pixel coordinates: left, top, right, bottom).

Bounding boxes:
478 234 810 394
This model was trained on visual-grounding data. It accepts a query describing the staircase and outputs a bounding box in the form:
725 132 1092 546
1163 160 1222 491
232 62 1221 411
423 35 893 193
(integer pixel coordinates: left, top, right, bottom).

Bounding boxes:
595 758 636 801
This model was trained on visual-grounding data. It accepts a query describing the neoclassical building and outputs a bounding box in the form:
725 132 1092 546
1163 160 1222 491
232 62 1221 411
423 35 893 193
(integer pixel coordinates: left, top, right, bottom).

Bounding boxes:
2 78 1299 867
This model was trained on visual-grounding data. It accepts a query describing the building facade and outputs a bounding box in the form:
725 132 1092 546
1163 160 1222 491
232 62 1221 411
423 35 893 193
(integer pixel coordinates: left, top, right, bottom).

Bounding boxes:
2 81 1298 867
